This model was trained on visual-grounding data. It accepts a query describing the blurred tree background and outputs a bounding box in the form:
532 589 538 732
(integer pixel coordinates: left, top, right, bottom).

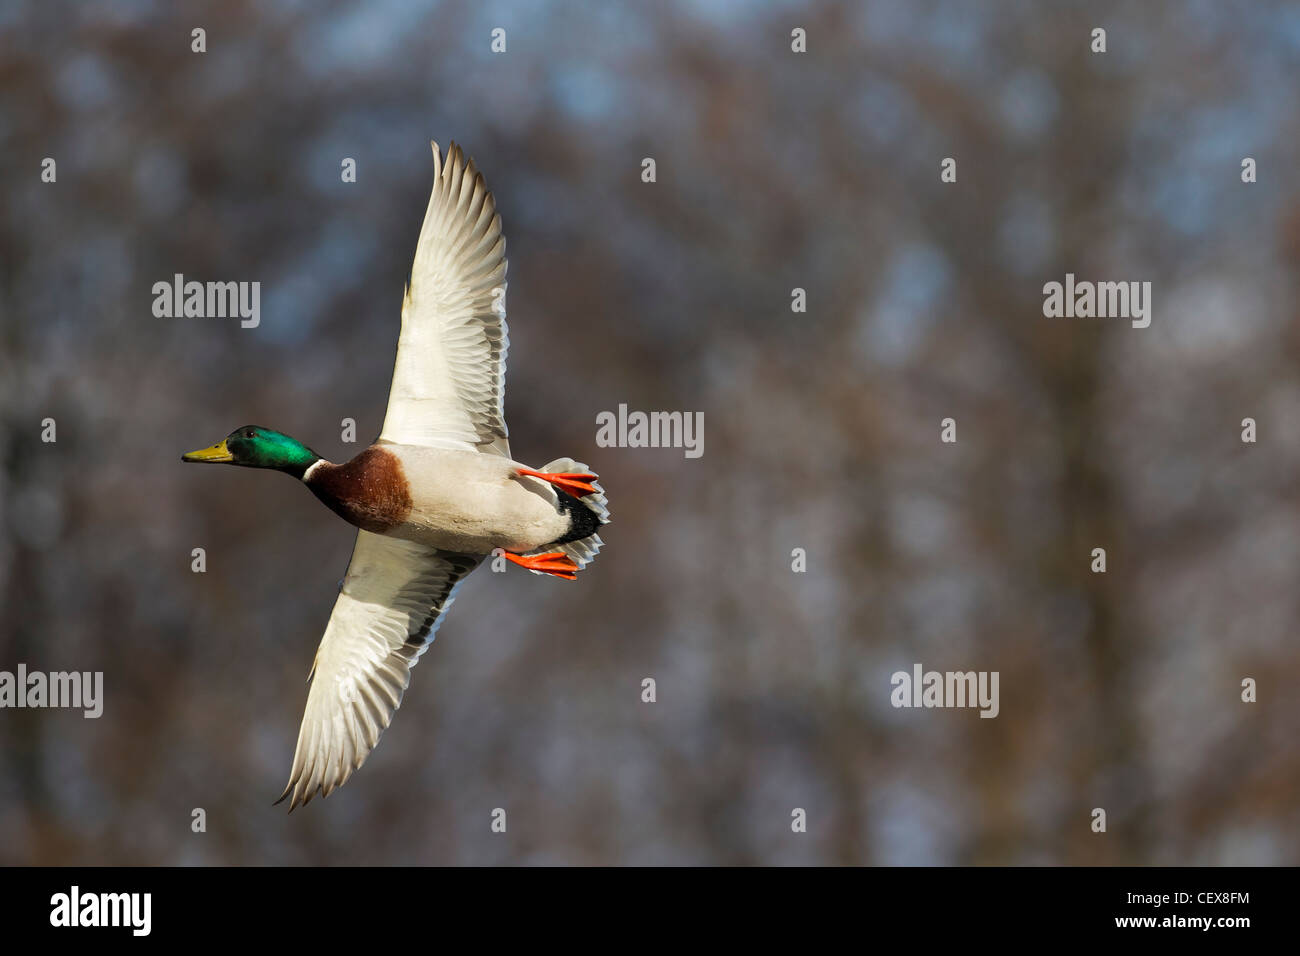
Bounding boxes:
1 0 1298 864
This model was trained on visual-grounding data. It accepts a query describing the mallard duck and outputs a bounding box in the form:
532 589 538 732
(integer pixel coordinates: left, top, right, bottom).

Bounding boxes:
182 142 609 810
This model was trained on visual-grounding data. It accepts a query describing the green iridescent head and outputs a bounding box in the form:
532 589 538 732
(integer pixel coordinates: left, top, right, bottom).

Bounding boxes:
182 425 320 478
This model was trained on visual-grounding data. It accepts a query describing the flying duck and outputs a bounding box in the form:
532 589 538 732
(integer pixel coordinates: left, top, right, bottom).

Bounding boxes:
182 142 609 810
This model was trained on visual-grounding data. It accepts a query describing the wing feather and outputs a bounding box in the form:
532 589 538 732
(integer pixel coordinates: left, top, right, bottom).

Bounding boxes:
277 530 479 810
379 141 511 457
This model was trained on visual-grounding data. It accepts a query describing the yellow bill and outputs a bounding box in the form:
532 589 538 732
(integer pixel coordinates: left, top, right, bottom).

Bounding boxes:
181 439 234 463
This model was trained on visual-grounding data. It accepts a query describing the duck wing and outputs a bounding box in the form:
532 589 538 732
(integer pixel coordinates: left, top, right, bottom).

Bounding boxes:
278 530 479 810
379 141 511 458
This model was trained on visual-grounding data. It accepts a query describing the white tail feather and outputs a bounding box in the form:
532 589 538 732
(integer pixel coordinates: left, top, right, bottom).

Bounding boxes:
526 457 608 569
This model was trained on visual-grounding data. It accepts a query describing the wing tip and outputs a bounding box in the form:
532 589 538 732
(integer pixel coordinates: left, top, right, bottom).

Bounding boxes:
274 781 300 813
275 776 324 813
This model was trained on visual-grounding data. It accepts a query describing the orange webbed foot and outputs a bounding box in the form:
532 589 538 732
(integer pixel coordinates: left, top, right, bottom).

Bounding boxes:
515 466 600 499
502 550 579 581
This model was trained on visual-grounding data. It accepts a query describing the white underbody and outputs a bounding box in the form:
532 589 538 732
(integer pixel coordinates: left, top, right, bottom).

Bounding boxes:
382 444 570 555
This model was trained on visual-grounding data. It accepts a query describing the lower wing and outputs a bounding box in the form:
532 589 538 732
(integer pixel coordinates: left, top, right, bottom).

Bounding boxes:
277 530 479 810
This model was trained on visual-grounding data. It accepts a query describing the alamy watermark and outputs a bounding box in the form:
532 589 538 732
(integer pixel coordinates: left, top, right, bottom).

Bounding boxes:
0 664 103 718
595 403 703 458
152 273 260 328
1042 273 1151 328
890 663 999 718
50 886 150 936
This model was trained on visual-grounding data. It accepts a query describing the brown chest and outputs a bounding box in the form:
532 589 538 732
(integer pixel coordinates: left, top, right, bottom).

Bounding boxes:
306 446 413 533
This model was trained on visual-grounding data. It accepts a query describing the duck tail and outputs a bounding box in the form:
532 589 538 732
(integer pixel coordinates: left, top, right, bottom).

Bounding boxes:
528 456 609 570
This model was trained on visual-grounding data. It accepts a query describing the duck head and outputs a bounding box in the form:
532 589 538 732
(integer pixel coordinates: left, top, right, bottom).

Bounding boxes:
182 425 321 478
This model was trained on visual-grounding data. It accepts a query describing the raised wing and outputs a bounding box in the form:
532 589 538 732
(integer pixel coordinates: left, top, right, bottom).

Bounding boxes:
278 530 479 810
379 141 510 457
